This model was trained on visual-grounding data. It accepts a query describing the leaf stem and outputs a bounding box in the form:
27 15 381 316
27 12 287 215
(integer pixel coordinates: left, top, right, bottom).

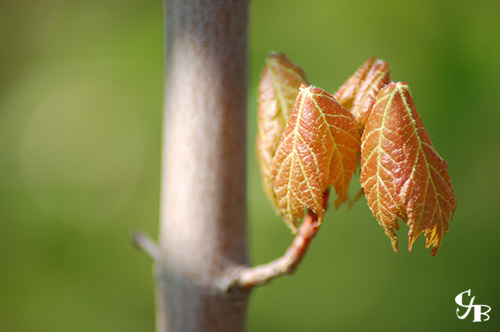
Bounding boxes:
229 190 329 291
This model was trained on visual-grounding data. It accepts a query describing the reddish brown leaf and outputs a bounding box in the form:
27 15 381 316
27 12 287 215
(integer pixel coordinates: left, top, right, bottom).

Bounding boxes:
361 82 457 256
271 85 360 230
334 57 391 131
256 53 308 212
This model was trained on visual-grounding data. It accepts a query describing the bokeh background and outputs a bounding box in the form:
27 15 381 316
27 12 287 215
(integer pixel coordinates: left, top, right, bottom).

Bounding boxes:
1 0 499 331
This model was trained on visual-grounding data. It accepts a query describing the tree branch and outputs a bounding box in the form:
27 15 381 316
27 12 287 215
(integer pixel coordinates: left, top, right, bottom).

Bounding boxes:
230 190 330 291
235 210 320 289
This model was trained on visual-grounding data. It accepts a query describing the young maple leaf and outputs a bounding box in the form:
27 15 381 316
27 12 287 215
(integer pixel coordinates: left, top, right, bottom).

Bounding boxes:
334 57 391 131
271 84 360 230
360 82 457 256
256 53 308 213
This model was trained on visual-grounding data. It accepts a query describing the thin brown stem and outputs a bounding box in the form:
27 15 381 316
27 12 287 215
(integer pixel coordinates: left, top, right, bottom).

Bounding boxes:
230 190 330 291
234 210 321 289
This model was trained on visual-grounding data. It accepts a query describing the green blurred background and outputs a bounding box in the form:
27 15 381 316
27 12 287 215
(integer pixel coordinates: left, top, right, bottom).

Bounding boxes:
1 0 499 331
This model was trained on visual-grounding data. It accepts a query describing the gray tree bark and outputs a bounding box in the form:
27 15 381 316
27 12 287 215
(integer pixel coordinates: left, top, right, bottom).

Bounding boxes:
156 0 250 331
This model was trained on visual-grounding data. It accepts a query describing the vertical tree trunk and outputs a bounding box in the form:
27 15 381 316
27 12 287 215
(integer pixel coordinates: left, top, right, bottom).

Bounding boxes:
156 0 250 331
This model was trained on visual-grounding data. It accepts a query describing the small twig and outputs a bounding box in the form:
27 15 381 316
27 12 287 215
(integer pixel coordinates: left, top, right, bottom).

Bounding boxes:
131 231 160 262
230 208 322 291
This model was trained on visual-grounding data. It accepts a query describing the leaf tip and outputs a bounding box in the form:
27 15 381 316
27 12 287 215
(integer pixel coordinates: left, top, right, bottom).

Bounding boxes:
387 228 399 253
334 57 391 131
